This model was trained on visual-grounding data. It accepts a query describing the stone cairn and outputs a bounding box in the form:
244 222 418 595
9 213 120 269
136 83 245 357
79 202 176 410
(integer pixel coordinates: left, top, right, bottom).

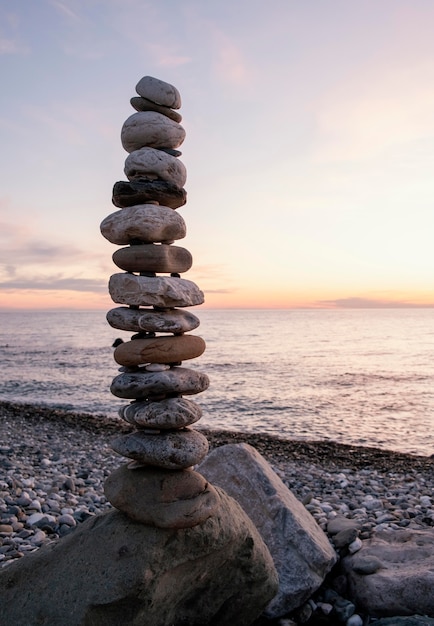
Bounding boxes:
100 76 219 529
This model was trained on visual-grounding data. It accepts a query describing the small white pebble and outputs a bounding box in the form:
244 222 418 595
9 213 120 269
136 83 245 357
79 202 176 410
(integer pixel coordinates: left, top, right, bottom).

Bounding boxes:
348 537 363 554
346 614 363 626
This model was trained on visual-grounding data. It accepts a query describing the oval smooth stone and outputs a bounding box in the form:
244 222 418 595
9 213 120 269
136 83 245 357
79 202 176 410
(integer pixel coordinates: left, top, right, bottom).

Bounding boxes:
106 307 200 334
104 465 219 528
112 244 192 274
124 147 186 187
130 96 182 123
114 335 206 367
110 429 209 470
110 367 210 399
120 397 202 429
100 204 186 245
135 75 181 109
112 180 186 210
109 274 204 308
121 111 185 153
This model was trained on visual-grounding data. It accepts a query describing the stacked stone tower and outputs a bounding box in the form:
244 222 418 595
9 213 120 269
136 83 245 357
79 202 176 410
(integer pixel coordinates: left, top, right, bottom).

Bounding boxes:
101 76 219 528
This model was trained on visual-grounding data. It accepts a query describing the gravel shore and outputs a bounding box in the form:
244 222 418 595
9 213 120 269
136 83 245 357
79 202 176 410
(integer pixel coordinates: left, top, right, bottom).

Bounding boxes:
2 400 434 624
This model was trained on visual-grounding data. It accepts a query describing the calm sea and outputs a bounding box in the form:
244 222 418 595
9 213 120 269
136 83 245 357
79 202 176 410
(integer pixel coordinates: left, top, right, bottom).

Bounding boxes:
0 309 433 456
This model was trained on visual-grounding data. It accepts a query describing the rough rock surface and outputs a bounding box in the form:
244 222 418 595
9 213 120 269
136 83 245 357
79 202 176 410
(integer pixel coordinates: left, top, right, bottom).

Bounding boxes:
109 273 204 308
0 490 278 626
110 428 209 469
342 529 434 618
106 306 200 334
110 367 209 399
124 146 186 187
198 443 337 618
100 204 186 245
120 397 202 429
104 464 219 527
135 75 181 109
121 111 185 153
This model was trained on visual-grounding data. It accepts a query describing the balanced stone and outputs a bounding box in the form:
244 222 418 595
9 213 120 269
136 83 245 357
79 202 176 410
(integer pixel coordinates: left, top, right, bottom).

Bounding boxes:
112 179 186 210
110 428 209 469
121 111 185 153
104 465 219 528
124 147 187 187
106 306 200 334
120 397 202 429
135 75 181 109
109 274 204 308
110 367 210 399
114 335 206 367
130 96 182 123
100 204 186 245
112 244 192 274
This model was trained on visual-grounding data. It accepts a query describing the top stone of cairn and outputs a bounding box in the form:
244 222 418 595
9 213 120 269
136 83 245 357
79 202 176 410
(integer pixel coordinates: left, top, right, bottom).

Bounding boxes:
136 76 181 110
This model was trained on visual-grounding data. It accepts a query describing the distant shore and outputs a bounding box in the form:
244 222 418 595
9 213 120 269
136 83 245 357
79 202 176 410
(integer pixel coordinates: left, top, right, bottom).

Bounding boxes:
1 400 433 475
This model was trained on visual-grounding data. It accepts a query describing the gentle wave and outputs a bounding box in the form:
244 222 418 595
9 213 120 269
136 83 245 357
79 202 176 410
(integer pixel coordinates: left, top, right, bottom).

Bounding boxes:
0 309 433 455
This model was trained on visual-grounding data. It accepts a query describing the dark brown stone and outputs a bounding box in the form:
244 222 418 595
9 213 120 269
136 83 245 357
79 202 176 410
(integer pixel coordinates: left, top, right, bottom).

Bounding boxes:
112 180 186 210
112 243 192 274
104 464 219 527
114 335 206 367
130 96 182 123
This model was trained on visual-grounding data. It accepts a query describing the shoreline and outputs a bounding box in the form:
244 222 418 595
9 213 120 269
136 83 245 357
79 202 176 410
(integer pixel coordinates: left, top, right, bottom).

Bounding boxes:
2 399 434 623
1 400 433 475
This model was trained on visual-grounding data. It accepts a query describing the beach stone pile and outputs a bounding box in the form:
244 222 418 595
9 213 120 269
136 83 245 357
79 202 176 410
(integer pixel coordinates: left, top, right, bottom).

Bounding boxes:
100 76 220 529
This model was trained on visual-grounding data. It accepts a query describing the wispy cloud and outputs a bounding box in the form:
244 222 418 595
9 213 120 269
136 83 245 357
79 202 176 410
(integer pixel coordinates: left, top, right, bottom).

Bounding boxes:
0 37 26 54
0 276 106 292
212 30 253 88
49 0 81 22
146 43 191 68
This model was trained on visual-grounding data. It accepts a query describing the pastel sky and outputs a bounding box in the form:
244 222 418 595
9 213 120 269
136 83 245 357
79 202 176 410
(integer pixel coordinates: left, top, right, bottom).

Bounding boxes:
1 0 434 310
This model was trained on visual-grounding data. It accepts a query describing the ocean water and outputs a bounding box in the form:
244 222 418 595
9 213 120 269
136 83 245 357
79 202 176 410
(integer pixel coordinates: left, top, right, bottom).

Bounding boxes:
0 308 433 456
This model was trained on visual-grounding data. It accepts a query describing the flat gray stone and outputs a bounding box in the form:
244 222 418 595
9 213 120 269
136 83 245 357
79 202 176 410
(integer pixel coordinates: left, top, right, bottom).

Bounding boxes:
343 529 434 618
112 243 192 274
199 443 337 618
121 111 185 153
112 179 186 210
124 147 186 187
130 96 182 122
110 428 209 469
110 366 209 399
100 204 186 245
106 306 200 334
135 75 181 109
120 397 202 429
109 273 204 308
0 494 278 626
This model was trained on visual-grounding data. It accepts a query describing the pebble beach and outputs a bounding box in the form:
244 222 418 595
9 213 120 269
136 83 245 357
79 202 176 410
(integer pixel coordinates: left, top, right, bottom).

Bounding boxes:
2 400 434 624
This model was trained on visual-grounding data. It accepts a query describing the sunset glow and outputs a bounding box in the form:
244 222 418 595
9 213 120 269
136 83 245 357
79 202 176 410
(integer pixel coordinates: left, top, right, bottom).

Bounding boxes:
1 1 433 310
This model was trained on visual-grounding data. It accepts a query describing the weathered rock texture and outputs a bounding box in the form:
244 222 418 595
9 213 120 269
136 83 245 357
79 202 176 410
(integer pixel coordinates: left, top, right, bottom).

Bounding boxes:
199 442 337 618
342 529 434 618
0 490 278 626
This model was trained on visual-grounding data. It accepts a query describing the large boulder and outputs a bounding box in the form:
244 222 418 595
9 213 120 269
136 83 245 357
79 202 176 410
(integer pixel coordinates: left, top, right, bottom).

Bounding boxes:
342 529 434 618
0 488 278 626
198 443 337 618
